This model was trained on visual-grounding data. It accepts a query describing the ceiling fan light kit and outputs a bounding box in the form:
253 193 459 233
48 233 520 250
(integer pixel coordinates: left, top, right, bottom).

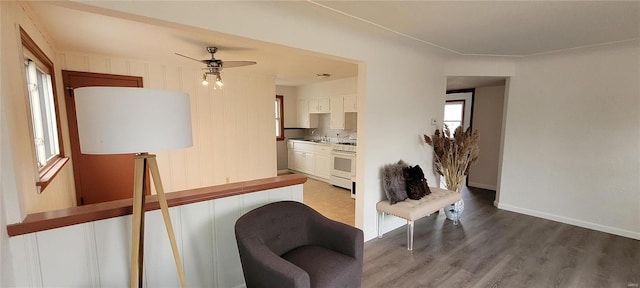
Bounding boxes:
176 46 256 87
201 73 208 86
214 73 223 87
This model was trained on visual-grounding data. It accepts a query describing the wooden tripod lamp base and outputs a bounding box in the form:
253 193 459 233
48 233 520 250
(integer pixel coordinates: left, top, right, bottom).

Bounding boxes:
130 153 186 288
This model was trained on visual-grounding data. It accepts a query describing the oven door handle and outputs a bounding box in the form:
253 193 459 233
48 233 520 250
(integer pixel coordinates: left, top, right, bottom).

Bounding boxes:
332 150 356 156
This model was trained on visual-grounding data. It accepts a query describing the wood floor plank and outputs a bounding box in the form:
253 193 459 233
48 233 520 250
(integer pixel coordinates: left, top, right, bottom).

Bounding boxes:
363 186 640 288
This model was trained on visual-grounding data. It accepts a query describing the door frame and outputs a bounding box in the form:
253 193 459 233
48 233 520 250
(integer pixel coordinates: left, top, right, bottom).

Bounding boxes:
445 88 475 130
62 70 144 205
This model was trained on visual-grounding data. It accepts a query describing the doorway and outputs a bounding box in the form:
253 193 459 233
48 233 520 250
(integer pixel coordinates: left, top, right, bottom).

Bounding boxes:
444 77 507 196
62 70 147 205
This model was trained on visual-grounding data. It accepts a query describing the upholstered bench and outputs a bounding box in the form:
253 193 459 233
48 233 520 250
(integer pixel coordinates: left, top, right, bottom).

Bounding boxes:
376 187 461 251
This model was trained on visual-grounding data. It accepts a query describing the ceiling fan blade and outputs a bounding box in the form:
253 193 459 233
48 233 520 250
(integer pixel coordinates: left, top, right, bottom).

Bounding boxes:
175 53 208 64
221 61 257 68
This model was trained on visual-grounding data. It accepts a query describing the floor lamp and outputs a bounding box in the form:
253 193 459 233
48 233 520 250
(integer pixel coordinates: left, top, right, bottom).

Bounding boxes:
74 87 192 288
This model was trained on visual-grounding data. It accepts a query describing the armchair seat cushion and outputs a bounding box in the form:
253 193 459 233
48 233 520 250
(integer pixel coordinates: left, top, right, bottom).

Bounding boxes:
282 245 360 288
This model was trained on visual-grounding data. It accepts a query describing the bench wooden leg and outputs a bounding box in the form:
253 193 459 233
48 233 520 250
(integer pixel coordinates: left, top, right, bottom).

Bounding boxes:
377 211 385 238
407 220 414 251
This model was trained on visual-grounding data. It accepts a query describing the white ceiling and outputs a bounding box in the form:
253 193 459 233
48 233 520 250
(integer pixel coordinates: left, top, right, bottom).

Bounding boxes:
315 1 640 56
27 2 359 86
26 1 639 87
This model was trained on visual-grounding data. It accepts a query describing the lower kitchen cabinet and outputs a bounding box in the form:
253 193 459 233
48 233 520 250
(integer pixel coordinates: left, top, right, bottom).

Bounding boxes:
288 140 331 181
287 143 295 170
293 150 314 175
314 154 330 179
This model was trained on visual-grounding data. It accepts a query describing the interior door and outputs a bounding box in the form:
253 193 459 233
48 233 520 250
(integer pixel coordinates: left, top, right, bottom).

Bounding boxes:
62 70 147 205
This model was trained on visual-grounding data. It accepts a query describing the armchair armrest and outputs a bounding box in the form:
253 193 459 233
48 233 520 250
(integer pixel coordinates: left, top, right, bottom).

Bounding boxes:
309 215 364 263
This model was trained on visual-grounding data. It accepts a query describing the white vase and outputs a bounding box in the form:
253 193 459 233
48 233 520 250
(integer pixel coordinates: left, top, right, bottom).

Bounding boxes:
444 199 464 224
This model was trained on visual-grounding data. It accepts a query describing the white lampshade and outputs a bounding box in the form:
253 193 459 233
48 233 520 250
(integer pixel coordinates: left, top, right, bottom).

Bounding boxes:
74 87 193 154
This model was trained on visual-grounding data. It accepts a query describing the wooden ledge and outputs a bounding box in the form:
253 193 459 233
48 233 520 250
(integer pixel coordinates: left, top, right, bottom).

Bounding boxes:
7 174 307 237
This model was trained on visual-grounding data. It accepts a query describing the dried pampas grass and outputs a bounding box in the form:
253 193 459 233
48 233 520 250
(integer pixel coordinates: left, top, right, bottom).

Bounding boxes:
424 125 479 193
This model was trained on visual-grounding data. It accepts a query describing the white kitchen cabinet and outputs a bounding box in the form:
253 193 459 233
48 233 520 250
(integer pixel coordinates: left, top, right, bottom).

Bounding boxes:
343 94 357 112
330 95 345 129
291 141 315 175
314 154 330 179
293 151 312 174
287 142 295 170
308 97 330 114
313 145 332 180
305 152 315 175
288 140 331 181
296 99 318 128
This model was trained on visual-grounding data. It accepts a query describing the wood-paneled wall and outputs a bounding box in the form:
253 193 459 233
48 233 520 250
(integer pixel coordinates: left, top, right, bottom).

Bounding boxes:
10 184 303 287
58 52 277 194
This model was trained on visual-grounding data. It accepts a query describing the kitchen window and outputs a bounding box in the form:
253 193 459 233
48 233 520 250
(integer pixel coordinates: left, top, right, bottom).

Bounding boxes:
275 95 284 141
21 27 67 192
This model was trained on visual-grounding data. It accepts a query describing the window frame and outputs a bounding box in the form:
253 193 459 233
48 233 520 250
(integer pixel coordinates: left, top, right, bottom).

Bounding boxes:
275 95 284 141
444 100 465 132
20 27 68 192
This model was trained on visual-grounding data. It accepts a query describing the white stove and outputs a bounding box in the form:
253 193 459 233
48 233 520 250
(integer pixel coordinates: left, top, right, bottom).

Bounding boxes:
330 143 356 190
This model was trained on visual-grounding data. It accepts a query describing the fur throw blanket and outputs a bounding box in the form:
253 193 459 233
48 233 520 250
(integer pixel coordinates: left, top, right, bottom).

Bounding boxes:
403 165 431 200
382 160 408 204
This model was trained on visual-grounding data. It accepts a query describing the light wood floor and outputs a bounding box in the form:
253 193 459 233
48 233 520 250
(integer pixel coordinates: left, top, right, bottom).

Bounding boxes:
302 177 355 227
363 186 640 288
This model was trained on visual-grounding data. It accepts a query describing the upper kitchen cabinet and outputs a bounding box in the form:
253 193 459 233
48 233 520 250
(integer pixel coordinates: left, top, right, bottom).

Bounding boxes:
297 98 318 128
343 94 357 112
330 95 345 129
308 97 330 114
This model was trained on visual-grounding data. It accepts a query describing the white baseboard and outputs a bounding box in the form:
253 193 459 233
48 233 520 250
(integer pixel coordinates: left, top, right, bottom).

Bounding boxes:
497 203 640 240
467 182 497 191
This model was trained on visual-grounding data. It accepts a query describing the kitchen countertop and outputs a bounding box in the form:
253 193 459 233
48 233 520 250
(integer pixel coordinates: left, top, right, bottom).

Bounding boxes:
287 139 332 146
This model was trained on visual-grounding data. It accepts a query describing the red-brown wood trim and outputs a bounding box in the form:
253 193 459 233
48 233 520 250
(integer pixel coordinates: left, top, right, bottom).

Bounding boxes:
276 95 285 141
20 26 66 192
62 70 145 206
7 174 307 237
36 157 70 191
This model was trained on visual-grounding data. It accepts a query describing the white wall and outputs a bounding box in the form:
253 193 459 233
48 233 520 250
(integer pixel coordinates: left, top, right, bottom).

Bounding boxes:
80 1 453 240
468 85 505 190
59 52 278 192
499 40 640 239
297 76 357 99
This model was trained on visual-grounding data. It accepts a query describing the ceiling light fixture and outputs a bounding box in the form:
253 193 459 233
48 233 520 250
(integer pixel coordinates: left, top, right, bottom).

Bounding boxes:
201 70 224 88
201 74 208 86
177 46 255 88
215 72 223 87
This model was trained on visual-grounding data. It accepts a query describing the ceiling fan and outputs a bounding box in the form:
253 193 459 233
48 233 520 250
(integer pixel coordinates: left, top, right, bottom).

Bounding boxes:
175 47 257 87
